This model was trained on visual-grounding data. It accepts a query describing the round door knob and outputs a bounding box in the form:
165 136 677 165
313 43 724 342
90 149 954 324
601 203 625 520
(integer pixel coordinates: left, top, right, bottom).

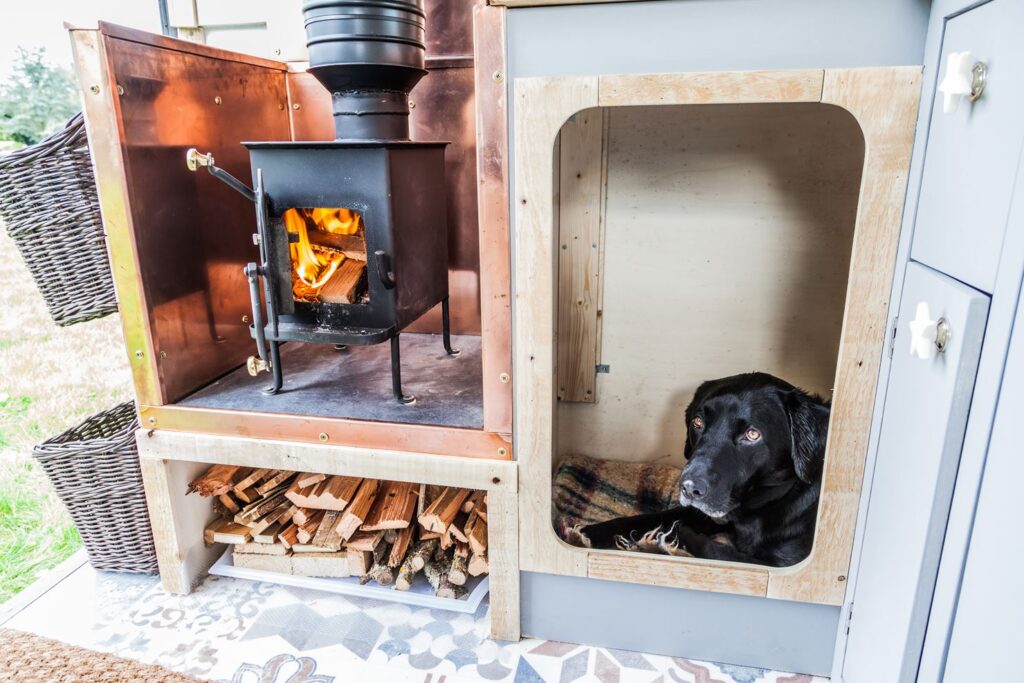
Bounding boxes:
909 302 951 360
938 51 987 114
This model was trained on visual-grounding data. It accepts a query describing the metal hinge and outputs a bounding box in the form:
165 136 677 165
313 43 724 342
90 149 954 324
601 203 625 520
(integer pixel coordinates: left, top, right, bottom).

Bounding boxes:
887 316 899 359
845 604 854 635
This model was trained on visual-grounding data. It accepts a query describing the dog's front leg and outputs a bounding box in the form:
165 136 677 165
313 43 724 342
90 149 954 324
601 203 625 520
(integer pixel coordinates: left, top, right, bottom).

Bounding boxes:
576 510 687 550
676 527 755 563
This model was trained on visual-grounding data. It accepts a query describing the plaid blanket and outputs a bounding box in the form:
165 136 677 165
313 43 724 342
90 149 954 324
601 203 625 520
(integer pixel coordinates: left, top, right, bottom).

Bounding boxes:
552 454 682 545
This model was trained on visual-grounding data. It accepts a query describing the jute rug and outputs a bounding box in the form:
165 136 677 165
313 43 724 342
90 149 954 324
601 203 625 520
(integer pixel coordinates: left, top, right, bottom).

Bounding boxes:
0 629 202 682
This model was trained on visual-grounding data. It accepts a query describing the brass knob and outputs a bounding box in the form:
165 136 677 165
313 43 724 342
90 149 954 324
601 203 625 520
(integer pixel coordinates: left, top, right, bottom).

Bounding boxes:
246 356 270 376
186 148 214 172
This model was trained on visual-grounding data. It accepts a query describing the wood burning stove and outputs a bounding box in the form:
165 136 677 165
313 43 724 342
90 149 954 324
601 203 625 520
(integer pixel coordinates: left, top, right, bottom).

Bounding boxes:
186 0 458 404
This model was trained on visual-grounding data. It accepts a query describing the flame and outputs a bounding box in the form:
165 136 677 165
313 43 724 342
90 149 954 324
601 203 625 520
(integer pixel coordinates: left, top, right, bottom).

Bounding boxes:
283 208 363 300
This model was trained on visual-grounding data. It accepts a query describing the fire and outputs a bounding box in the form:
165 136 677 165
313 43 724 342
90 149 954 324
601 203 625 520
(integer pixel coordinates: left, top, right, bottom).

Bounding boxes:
283 208 363 300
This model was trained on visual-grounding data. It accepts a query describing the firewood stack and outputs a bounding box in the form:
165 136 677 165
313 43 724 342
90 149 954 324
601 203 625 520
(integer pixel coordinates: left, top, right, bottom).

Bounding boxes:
188 465 489 598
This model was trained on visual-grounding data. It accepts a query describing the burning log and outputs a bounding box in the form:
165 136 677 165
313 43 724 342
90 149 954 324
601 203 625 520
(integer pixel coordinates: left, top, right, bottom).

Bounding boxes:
418 488 471 534
318 258 367 305
305 228 367 260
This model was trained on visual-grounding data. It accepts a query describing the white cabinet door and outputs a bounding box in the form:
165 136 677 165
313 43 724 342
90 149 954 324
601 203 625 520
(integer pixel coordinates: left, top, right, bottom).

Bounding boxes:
843 263 989 683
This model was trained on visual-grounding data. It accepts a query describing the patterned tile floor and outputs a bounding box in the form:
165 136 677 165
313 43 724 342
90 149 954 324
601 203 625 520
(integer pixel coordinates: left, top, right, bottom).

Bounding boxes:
1 554 828 683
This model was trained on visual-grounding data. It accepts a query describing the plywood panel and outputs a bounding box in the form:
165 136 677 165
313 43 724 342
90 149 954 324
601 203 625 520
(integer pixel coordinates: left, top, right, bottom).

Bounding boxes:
767 66 922 605
556 108 608 402
514 76 599 578
600 70 823 107
558 102 864 466
588 552 769 596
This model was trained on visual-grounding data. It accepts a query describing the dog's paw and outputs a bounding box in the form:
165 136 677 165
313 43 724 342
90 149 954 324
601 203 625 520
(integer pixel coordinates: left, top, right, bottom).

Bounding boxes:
564 524 592 548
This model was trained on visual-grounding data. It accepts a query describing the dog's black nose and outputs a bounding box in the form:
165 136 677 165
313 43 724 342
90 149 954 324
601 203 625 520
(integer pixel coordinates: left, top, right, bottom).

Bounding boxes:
682 478 706 499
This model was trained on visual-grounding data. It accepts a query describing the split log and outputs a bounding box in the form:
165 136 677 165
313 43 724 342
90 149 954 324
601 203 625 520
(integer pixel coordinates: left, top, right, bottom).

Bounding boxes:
462 490 485 515
253 521 285 544
418 487 471 534
335 479 380 540
233 468 271 493
468 553 489 577
296 472 326 489
256 470 295 496
448 510 469 544
319 258 367 304
212 520 252 544
293 508 317 526
249 503 294 536
234 542 288 556
394 538 437 591
449 542 469 586
189 465 244 497
475 494 488 522
296 510 326 544
217 493 241 514
425 547 465 599
292 553 350 578
235 488 290 524
439 527 454 550
203 518 221 546
306 229 366 260
291 544 342 554
346 529 385 552
234 486 260 504
233 552 292 573
310 510 342 548
347 549 373 576
360 538 394 586
361 481 418 531
419 531 442 541
464 510 488 556
278 523 300 550
286 475 362 511
388 525 414 568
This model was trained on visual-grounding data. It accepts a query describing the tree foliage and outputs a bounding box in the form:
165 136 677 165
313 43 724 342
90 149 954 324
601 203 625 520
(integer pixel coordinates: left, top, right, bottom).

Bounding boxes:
0 48 79 146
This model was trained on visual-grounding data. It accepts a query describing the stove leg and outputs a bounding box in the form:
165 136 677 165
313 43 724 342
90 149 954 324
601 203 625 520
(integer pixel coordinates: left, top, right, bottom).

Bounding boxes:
391 335 416 405
441 297 461 357
264 341 283 395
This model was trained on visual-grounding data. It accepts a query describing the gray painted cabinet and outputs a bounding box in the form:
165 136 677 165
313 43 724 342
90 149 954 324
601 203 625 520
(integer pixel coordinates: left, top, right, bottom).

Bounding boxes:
912 0 1024 293
941 295 1024 680
842 263 989 683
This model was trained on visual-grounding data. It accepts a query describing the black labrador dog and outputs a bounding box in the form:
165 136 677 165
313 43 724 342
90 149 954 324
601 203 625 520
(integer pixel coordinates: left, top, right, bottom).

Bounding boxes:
579 373 830 567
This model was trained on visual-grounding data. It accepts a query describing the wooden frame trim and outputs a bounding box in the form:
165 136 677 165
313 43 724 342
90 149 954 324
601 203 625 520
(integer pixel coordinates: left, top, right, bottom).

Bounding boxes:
138 429 520 640
514 68 921 604
140 405 512 460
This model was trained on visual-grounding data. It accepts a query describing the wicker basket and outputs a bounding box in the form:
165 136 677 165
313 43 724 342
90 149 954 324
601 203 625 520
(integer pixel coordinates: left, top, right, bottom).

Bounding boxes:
33 402 158 574
0 113 118 326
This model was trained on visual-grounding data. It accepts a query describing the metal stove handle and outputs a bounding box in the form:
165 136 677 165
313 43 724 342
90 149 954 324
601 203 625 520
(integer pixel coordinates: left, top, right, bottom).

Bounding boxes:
374 250 397 289
185 148 256 203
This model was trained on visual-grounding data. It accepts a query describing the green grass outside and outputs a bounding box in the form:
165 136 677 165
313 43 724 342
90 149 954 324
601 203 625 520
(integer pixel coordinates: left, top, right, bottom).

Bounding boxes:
0 227 132 604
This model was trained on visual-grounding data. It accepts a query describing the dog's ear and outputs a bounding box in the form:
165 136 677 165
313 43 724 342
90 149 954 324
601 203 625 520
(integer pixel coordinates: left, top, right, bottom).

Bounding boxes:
782 389 830 484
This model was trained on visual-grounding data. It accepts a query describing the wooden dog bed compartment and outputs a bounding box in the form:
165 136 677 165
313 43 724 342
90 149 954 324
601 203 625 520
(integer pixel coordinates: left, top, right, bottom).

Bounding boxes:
514 68 921 606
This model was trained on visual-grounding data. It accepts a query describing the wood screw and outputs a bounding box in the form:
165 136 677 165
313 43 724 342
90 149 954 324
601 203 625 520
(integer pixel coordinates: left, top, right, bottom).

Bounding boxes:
292 102 301 110
214 95 222 105
499 372 510 383
89 84 100 94
242 315 250 324
147 417 156 426
492 71 504 83
319 432 329 442
159 351 167 360
838 575 847 582
116 84 125 96
492 476 501 484
497 447 507 457
134 350 144 359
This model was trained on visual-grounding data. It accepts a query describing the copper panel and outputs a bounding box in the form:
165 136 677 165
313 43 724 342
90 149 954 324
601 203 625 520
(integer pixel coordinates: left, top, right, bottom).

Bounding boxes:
426 0 475 59
407 65 482 335
473 5 513 434
71 29 163 405
285 69 335 141
101 30 292 402
141 405 512 459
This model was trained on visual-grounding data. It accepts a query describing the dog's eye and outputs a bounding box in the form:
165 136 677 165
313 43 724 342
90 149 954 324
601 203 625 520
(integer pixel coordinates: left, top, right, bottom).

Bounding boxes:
691 416 704 430
744 428 762 442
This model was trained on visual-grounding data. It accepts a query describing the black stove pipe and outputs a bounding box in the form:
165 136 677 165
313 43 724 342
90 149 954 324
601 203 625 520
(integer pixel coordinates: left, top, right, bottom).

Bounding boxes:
302 0 427 141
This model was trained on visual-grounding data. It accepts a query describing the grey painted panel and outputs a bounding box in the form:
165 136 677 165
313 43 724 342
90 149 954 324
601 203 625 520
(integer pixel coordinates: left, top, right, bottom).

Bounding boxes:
912 0 1024 293
942 282 1024 680
507 0 929 77
521 571 840 676
843 263 990 683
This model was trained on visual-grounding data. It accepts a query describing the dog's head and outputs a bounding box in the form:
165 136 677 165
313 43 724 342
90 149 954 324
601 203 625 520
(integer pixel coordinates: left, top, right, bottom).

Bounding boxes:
679 373 830 518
